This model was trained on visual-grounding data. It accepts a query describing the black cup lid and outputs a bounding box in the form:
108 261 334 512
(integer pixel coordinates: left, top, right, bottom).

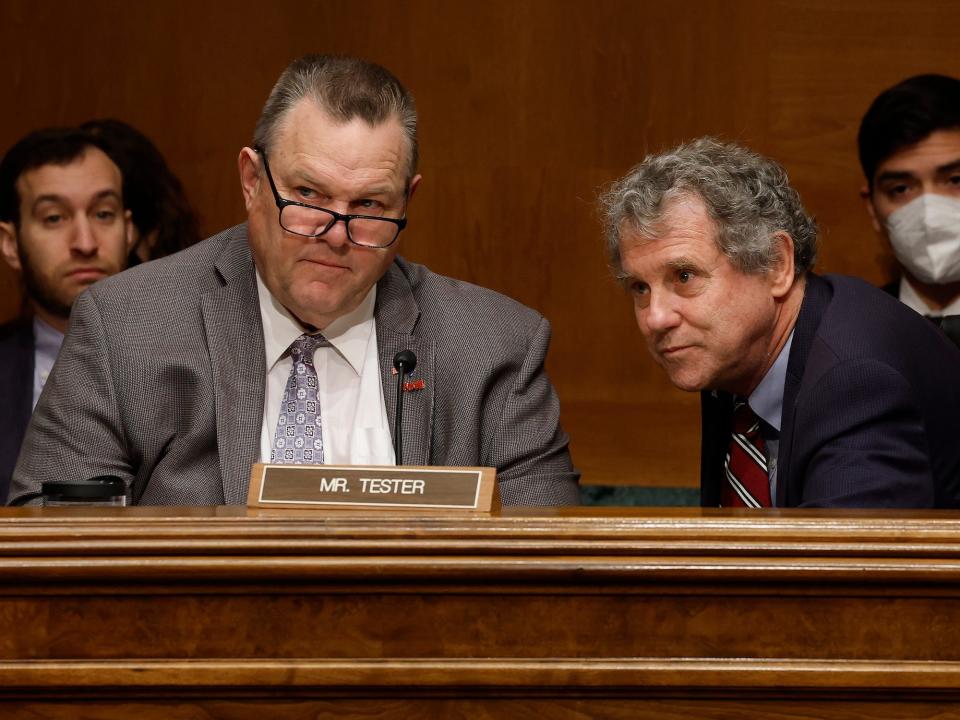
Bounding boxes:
41 477 125 499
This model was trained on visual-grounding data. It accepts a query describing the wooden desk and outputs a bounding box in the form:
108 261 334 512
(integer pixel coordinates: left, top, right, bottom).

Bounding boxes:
2 506 960 718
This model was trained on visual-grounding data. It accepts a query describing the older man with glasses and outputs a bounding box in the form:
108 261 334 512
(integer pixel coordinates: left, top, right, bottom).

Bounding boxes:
9 55 580 507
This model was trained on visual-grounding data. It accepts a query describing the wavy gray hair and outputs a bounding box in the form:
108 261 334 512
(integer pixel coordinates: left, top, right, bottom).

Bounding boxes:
599 137 818 279
253 55 418 181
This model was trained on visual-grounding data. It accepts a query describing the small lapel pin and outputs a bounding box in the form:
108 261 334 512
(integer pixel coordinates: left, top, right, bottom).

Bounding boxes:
403 379 426 392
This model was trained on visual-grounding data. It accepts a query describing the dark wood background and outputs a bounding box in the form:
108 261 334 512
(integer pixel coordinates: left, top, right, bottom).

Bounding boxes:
2 0 957 487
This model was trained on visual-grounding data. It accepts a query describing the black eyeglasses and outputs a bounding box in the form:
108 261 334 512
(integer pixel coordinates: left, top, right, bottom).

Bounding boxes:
255 146 407 249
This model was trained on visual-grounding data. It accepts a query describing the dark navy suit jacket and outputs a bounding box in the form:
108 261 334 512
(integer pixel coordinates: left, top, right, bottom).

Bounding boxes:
701 273 960 508
0 319 34 503
882 279 960 349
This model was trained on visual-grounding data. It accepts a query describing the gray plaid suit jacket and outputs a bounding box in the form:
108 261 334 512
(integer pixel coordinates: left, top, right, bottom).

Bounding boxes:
9 224 580 506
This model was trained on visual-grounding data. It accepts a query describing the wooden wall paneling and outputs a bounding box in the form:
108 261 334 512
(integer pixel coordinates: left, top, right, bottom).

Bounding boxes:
1 1 958 489
768 0 960 281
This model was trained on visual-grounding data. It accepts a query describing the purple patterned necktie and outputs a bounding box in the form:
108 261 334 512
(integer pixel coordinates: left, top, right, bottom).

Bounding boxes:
271 333 327 464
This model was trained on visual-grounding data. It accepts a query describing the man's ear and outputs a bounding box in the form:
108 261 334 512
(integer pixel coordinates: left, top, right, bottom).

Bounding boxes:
860 185 884 234
769 230 796 299
0 221 22 272
406 173 423 203
122 209 136 253
238 147 262 211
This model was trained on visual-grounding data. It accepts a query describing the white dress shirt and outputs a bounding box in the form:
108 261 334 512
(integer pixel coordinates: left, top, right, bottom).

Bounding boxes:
899 276 960 317
256 272 395 466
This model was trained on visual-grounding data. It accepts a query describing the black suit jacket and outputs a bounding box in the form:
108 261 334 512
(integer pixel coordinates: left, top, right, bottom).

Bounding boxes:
0 319 33 503
882 278 960 349
701 273 960 508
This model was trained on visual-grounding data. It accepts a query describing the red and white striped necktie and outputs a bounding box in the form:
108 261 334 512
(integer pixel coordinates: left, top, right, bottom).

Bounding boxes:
720 402 771 508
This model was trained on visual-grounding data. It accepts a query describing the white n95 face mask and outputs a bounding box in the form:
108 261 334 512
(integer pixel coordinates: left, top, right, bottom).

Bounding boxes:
884 194 960 284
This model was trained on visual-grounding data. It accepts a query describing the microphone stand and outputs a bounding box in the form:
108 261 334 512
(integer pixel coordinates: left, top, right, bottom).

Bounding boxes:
392 351 417 465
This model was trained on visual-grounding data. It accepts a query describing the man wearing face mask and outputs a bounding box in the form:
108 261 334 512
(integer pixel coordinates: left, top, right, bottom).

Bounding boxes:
859 74 960 348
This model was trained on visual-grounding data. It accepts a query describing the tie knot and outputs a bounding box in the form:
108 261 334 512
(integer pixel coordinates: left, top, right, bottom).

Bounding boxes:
936 315 960 348
289 333 326 359
732 401 761 436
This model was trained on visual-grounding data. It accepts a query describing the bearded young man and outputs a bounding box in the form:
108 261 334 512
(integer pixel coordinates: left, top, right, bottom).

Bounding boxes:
0 128 133 501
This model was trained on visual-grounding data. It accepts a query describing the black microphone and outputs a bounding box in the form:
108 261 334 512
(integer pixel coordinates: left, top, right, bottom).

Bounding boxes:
392 350 418 465
8 476 127 506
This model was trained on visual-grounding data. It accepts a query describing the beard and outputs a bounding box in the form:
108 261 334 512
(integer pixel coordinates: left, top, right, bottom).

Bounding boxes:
17 245 74 322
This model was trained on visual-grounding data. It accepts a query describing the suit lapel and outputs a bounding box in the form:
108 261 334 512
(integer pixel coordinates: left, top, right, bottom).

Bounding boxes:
777 274 830 507
375 260 434 466
700 390 733 507
0 320 35 494
0 321 34 430
200 228 266 504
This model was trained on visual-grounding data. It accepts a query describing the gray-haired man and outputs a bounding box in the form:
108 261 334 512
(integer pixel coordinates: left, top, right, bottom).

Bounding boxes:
601 137 960 508
10 55 579 507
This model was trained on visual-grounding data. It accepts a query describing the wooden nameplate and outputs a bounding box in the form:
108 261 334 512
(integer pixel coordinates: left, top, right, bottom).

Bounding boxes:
247 463 499 512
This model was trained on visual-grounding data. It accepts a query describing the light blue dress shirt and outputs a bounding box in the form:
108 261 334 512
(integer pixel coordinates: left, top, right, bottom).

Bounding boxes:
746 330 794 506
32 317 64 409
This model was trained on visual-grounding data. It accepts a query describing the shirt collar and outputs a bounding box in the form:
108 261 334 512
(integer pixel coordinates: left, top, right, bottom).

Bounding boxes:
33 315 64 355
255 271 376 376
899 276 960 316
747 329 794 433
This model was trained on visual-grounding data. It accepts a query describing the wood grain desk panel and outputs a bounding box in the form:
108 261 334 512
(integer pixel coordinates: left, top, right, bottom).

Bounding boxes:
1 506 960 718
